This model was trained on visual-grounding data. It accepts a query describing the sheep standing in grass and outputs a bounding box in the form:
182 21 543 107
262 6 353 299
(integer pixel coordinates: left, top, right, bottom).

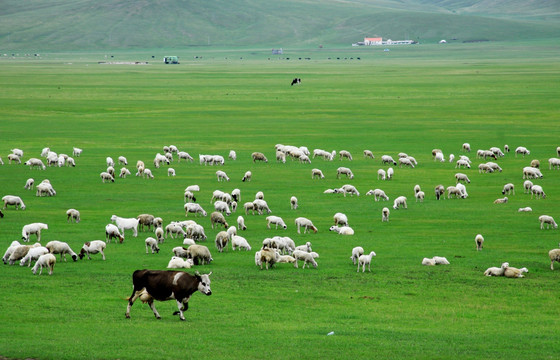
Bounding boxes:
339 150 353 161
266 216 287 230
292 250 318 269
366 189 389 202
24 178 35 190
20 246 49 267
25 158 46 170
289 196 298 210
232 235 252 251
333 212 348 226
100 172 114 183
381 155 397 165
531 185 546 199
475 234 484 251
364 150 374 159
295 217 318 234
22 223 48 242
2 241 22 264
434 185 445 200
105 224 124 243
539 215 558 229
237 215 247 230
357 251 376 273
387 167 394 180
66 209 80 223
381 207 390 222
311 168 325 179
111 215 139 237
253 199 272 215
45 240 78 262
502 183 515 195
186 244 213 265
216 170 230 182
548 245 560 270
377 169 386 180
337 167 354 179
549 158 560 170
251 152 268 162
393 196 407 210
78 240 106 260
145 237 160 254
350 247 364 265
210 211 229 229
455 173 470 183
484 262 509 276
447 186 465 199
415 191 425 202
185 203 208 217
215 231 229 253
523 180 534 194
32 253 56 275
3 195 26 210
515 146 530 157
73 147 83 157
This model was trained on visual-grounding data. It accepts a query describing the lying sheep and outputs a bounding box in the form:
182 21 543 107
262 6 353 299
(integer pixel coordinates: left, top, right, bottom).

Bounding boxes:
518 207 532 212
167 256 194 269
2 195 26 210
237 215 247 230
539 215 558 229
484 262 509 276
422 258 436 266
22 222 48 242
105 224 124 243
78 240 106 260
66 208 80 223
357 251 376 272
502 183 515 195
145 237 160 254
475 234 484 251
232 235 251 251
329 225 354 235
295 217 318 234
493 197 508 204
548 245 560 270
504 266 528 278
393 196 407 210
382 207 390 222
32 253 56 275
350 247 364 265
45 240 78 262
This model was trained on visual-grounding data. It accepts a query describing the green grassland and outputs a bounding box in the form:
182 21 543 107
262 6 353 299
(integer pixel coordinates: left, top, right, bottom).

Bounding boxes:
1 42 560 359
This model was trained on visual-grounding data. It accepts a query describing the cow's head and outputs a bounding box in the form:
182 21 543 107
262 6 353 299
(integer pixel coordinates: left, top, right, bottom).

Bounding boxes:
195 271 212 296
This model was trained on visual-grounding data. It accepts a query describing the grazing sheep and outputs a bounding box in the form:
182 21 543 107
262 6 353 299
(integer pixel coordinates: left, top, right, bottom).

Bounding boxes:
244 202 256 215
105 224 124 243
478 163 494 174
259 248 279 270
530 185 546 199
214 231 229 253
366 189 389 202
549 158 560 170
186 224 207 242
210 211 229 229
329 225 354 235
155 227 165 243
341 184 360 197
515 146 530 157
484 262 509 276
475 234 484 251
377 169 386 180
518 207 532 212
8 244 40 265
118 156 128 165
45 240 78 262
548 245 560 270
251 152 268 163
165 223 187 239
236 215 247 231
100 171 115 183
216 170 230 182
522 166 543 179
336 167 354 179
2 195 26 210
539 215 558 229
111 215 139 237
382 207 390 222
449 154 455 163
447 186 465 199
364 150 374 159
2 241 22 264
392 196 407 210
357 251 376 273
381 155 397 165
350 247 364 265
184 203 208 217
339 150 353 161
106 156 115 167
78 240 106 260
294 241 311 253
72 147 83 157
294 217 318 234
21 222 48 242
136 214 155 232
494 197 508 204
20 246 49 267
253 199 271 215
290 196 298 210
228 150 237 161
455 183 468 198
172 246 189 258
387 167 394 180
311 168 325 179
485 162 502 172
36 181 56 197
434 185 445 200
266 216 287 230
31 253 56 275
66 208 80 223
292 250 318 269
25 158 46 170
455 159 471 169
167 168 176 176
241 171 252 182
231 235 252 251
504 266 529 278
214 200 231 216
415 191 425 202
119 167 131 178
7 153 21 164
333 212 349 226
142 168 154 179
144 237 160 254
186 244 213 265
177 151 194 162
502 183 515 195
530 159 540 168
455 173 470 183
167 256 194 269
24 178 35 190
399 157 415 167
523 180 534 194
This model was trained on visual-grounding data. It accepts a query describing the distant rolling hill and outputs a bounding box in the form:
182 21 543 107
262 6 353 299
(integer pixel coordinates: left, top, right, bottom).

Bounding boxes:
0 0 558 50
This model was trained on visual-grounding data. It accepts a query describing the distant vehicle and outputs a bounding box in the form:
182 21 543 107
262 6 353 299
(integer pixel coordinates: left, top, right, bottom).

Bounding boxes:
163 56 179 64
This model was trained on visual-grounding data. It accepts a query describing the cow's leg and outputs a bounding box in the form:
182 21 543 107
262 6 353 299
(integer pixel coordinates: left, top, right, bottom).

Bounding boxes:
173 299 188 320
148 299 161 319
125 288 143 318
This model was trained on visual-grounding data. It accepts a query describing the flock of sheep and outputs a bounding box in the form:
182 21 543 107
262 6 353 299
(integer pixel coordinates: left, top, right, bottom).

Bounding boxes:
2 143 560 278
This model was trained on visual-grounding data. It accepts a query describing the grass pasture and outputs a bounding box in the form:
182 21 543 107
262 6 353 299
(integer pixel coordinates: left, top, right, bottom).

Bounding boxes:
1 43 560 359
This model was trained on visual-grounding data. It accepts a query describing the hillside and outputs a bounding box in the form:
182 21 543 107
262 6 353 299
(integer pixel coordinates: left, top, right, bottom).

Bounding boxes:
0 0 558 50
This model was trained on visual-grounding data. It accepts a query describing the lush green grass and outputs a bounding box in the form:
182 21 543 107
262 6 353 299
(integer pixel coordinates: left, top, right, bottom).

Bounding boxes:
1 42 559 359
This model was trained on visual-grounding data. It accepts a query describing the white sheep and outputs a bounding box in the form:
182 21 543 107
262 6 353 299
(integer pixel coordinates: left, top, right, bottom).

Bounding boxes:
100 171 115 183
493 196 509 204
434 152 445 162
7 153 21 164
341 184 360 197
387 167 394 180
2 241 22 264
502 183 515 195
21 222 48 242
329 225 354 235
117 156 128 165
237 215 247 230
415 191 425 202
333 212 349 226
186 224 207 241
484 262 509 276
449 154 455 163
549 158 560 170
398 157 415 167
184 203 208 217
478 163 494 173
213 200 231 216
485 162 502 172
294 241 312 253
214 170 229 182
24 178 35 190
20 246 49 267
24 158 46 170
393 196 407 210
241 171 252 182
382 207 390 222
168 168 176 176
336 167 354 179
548 245 560 270
165 223 187 239
339 150 353 161
72 147 82 157
119 167 131 178
523 180 534 194
106 156 114 167
455 173 470 183
110 215 139 237
266 216 287 230
45 240 78 262
523 166 543 179
515 146 530 157
232 235 252 251
2 195 26 210
289 196 298 210
447 186 465 199
311 168 325 179
364 150 374 159
167 256 194 269
177 151 194 162
381 155 397 165
292 250 318 269
455 159 471 169
155 227 165 243
422 258 436 266
455 183 468 198
143 168 154 179
434 185 445 200
36 181 56 197
228 150 237 161
253 199 272 215
66 208 80 223
105 223 124 243
377 169 386 180
530 185 546 199
32 253 56 275
539 215 558 229
145 237 160 254
78 240 106 260
357 251 376 272
366 189 389 202
350 246 364 265
475 234 484 251
518 207 532 212
504 266 529 278
295 217 318 234
251 152 268 163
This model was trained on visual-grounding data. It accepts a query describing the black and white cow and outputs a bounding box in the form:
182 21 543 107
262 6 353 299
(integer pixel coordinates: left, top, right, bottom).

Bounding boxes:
290 78 301 86
125 269 212 321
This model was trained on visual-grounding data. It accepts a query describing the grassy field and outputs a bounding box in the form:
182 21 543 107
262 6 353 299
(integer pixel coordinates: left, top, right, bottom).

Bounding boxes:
1 42 560 359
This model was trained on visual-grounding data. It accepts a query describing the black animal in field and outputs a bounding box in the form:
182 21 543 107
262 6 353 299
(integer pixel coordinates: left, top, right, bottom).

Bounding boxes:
291 78 301 86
